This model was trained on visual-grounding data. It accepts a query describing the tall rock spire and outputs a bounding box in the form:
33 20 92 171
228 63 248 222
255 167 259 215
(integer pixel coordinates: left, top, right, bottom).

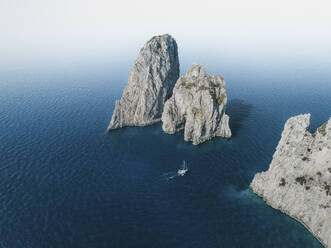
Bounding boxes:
108 34 180 131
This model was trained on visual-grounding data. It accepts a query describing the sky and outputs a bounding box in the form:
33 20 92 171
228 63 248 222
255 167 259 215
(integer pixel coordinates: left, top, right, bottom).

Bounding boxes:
1 0 331 69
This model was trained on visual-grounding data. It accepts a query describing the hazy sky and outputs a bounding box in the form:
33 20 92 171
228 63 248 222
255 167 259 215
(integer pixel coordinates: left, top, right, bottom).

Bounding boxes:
1 0 331 66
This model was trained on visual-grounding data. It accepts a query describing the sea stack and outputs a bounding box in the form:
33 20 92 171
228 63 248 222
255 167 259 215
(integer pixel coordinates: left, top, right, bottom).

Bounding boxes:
251 114 331 247
161 64 231 145
107 34 180 131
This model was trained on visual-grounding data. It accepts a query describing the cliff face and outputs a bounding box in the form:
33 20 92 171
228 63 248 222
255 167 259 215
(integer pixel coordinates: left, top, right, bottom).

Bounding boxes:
251 114 331 247
107 34 180 131
161 64 231 145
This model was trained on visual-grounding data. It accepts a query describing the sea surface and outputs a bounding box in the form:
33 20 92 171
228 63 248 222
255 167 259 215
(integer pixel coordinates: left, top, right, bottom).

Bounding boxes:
0 57 330 248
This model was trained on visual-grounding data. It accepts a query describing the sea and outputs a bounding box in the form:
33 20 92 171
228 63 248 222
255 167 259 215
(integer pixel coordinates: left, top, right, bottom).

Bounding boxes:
0 53 330 247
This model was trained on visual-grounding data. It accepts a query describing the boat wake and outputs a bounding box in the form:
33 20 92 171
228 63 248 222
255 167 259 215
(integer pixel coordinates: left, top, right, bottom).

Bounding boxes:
159 160 189 181
160 171 178 181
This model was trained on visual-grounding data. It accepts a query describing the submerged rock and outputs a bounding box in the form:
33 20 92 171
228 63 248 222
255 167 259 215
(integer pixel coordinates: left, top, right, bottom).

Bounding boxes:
251 114 331 247
161 64 231 145
107 34 179 131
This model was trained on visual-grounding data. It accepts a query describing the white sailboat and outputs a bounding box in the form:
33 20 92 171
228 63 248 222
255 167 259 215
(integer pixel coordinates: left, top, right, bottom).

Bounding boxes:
177 160 188 176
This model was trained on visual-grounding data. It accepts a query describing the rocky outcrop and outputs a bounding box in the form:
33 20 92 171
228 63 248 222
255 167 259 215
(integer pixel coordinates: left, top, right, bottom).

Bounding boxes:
161 64 231 145
251 114 331 247
107 34 179 131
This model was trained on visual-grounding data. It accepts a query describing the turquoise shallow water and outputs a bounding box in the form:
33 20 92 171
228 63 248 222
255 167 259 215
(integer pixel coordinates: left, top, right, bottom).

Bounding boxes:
0 59 330 247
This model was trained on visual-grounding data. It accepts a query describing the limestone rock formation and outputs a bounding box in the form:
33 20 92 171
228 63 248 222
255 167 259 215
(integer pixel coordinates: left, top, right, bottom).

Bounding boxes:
107 34 179 131
251 114 331 247
161 64 231 145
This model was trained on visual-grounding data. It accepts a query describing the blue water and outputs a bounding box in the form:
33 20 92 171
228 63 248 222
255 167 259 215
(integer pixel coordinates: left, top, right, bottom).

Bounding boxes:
0 58 330 248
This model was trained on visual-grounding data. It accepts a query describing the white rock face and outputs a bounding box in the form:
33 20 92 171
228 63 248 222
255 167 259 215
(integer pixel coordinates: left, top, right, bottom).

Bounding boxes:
251 114 331 247
161 64 231 145
107 34 179 131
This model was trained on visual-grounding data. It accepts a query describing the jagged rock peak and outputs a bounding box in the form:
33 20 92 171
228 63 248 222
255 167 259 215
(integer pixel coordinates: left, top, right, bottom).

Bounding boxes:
161 64 231 145
251 114 331 247
107 34 180 131
186 63 207 78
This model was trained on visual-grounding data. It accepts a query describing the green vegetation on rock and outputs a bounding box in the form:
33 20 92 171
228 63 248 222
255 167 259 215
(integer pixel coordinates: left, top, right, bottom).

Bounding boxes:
295 176 307 185
302 156 310 161
325 184 330 196
318 122 327 136
217 93 226 105
279 178 286 186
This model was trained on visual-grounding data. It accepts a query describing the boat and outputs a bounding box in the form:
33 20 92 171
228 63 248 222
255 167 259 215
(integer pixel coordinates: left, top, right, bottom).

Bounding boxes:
177 160 188 176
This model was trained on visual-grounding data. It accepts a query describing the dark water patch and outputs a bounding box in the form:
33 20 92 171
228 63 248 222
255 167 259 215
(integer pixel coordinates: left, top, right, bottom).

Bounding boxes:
227 99 253 137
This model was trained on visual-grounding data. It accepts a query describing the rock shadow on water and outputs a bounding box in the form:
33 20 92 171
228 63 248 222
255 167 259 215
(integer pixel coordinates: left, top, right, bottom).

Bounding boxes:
227 99 253 137
223 184 262 205
105 121 163 137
